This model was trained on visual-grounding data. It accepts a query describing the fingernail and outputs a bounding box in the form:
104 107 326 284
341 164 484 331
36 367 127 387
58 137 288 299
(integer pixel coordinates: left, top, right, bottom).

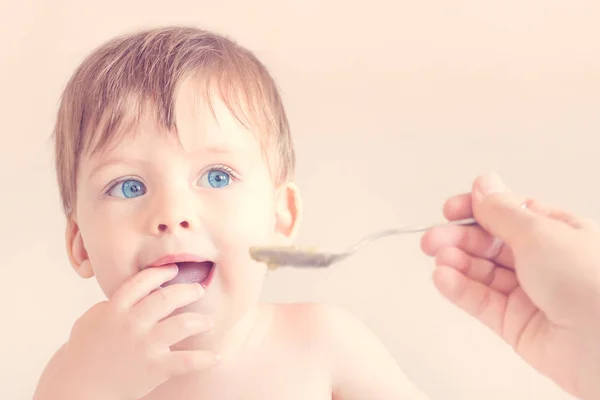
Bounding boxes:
478 173 506 196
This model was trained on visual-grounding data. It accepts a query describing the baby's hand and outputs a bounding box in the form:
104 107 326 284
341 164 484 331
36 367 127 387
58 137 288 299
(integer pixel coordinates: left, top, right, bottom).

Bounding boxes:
59 265 218 400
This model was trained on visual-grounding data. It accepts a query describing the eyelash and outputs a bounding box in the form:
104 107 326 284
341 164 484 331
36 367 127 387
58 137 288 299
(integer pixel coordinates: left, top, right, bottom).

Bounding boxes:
208 164 239 182
104 175 141 195
103 164 240 195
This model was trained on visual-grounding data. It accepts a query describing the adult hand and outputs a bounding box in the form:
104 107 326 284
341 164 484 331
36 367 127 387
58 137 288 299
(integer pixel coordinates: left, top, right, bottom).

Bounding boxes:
421 173 600 400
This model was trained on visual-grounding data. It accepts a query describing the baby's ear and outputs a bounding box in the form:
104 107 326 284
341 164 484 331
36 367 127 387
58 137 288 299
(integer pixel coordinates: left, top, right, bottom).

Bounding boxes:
274 181 302 241
65 217 94 279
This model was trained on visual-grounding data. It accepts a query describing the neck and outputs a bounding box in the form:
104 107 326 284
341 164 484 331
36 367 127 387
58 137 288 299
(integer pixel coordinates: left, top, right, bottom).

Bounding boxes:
171 303 271 358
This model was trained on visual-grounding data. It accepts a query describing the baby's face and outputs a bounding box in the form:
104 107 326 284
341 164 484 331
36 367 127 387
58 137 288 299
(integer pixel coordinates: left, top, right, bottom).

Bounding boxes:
68 87 298 344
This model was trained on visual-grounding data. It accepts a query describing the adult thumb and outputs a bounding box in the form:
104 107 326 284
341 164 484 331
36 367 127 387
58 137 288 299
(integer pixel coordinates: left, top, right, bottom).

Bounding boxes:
471 173 537 246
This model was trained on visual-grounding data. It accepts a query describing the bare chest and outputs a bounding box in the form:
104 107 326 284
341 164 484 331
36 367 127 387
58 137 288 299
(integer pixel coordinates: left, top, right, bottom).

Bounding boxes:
144 353 331 400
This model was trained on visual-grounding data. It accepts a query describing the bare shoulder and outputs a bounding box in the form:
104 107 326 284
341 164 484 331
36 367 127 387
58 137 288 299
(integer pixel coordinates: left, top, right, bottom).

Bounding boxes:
273 302 429 400
272 301 387 346
270 302 398 362
32 343 67 399
269 302 356 342
267 302 359 359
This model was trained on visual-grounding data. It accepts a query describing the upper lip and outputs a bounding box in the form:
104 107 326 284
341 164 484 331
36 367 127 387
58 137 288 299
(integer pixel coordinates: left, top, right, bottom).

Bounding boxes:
149 253 212 267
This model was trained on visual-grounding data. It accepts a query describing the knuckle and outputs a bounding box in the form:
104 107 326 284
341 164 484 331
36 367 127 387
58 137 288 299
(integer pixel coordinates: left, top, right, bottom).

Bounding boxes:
482 268 496 286
155 287 171 303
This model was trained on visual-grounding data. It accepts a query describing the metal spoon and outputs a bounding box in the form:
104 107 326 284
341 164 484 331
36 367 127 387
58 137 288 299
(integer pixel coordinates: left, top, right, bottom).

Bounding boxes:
249 217 477 270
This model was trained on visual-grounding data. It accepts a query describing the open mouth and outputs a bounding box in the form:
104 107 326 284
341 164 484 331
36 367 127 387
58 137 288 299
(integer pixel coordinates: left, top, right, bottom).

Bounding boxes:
162 261 215 288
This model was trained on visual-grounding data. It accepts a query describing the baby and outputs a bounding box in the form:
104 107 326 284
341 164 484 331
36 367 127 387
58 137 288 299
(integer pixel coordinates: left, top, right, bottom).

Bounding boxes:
33 26 428 400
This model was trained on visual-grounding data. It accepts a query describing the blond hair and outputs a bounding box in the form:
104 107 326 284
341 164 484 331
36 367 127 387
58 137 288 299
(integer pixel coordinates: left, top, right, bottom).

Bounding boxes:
53 26 295 215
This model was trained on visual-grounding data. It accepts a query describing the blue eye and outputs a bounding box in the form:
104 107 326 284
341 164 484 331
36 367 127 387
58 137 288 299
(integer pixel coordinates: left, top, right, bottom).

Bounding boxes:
198 168 232 189
108 179 147 198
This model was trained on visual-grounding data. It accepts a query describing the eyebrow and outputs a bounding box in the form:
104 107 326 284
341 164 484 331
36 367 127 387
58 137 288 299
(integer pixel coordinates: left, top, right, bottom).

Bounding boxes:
87 144 253 179
86 158 148 181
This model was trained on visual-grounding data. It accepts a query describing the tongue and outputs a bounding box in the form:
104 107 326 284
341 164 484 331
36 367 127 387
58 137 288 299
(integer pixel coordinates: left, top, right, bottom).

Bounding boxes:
165 262 213 285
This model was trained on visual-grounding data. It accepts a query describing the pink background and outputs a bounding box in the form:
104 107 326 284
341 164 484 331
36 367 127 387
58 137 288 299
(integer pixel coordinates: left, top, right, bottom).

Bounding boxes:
2 1 599 398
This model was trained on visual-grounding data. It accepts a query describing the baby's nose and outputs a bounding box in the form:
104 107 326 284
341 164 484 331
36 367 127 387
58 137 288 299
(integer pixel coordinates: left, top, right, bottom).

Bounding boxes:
157 218 191 233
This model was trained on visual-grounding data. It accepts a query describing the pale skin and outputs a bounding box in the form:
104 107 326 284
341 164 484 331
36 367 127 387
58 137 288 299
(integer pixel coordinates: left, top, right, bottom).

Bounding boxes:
33 82 427 400
421 173 600 400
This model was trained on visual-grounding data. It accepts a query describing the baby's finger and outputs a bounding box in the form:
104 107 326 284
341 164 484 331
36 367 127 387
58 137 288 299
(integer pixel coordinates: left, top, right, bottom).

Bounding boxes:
435 246 518 295
134 283 204 326
111 265 179 310
443 193 473 221
432 266 507 336
159 350 220 378
421 224 514 268
151 312 213 348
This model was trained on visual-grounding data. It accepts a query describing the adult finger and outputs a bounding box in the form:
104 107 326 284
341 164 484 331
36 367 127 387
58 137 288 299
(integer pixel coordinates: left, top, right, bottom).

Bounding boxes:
471 173 540 247
432 266 507 336
421 224 514 268
443 193 473 221
435 246 519 295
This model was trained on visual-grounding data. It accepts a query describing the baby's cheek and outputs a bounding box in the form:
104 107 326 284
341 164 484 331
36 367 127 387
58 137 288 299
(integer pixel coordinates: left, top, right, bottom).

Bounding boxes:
213 213 271 290
208 190 274 278
218 198 275 243
88 237 139 298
